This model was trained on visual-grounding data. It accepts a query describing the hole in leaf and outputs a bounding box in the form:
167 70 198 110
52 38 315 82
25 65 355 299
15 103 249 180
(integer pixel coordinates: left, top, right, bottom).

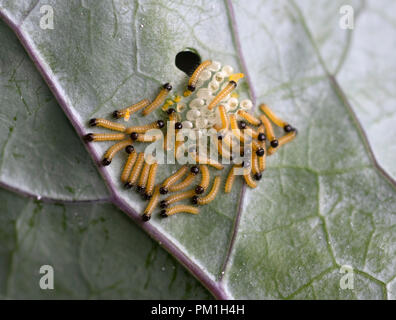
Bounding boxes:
175 49 201 76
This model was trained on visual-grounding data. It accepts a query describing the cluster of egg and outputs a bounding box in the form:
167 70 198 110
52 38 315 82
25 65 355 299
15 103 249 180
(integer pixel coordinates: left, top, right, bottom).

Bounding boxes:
172 61 253 132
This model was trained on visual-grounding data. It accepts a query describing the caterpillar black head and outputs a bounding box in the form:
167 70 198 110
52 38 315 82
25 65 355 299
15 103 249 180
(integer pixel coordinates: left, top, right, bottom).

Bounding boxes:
163 83 172 91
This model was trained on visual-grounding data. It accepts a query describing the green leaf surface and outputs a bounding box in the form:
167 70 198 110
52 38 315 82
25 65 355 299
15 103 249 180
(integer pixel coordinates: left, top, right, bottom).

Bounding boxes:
0 187 212 299
1 0 395 299
297 0 396 180
0 17 211 299
0 19 109 201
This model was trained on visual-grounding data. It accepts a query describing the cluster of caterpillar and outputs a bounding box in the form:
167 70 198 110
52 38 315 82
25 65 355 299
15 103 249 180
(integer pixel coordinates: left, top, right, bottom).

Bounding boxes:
84 58 297 222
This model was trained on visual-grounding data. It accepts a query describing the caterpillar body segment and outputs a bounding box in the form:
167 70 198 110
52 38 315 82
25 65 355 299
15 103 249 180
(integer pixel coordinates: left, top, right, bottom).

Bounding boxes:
184 60 212 96
267 130 297 155
229 114 246 143
258 143 266 172
121 151 138 183
207 75 242 110
225 165 237 193
113 99 150 119
195 154 224 170
125 120 165 134
142 83 172 116
160 189 196 208
132 132 162 143
145 162 158 199
197 176 221 205
251 152 259 175
84 133 125 142
251 152 262 181
163 131 170 151
137 160 151 193
260 103 291 130
259 114 278 148
195 164 210 194
237 110 261 126
168 172 196 193
89 118 126 132
142 186 160 221
243 170 257 189
102 139 133 166
160 205 199 217
160 165 189 194
216 138 232 161
279 130 297 145
126 152 145 188
207 81 236 111
222 132 238 153
213 105 229 131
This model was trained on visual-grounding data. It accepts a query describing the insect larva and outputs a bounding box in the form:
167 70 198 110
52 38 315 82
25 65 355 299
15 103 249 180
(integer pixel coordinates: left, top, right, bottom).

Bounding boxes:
144 162 158 199
121 149 137 182
196 176 221 205
163 108 179 151
125 152 145 188
160 165 189 194
160 189 196 208
163 132 170 151
222 132 237 153
160 204 199 218
168 166 199 192
207 81 237 111
89 118 126 132
102 139 133 166
84 133 125 142
229 114 246 143
112 99 150 119
207 73 244 110
260 114 279 148
213 105 229 131
237 110 261 126
195 154 224 170
225 165 237 193
130 132 161 143
216 138 232 161
125 120 165 134
251 152 262 181
195 165 210 194
260 103 294 132
251 152 259 175
185 60 212 96
258 142 266 172
280 130 297 144
243 170 257 188
267 130 297 155
142 83 172 116
142 186 160 222
137 160 151 193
